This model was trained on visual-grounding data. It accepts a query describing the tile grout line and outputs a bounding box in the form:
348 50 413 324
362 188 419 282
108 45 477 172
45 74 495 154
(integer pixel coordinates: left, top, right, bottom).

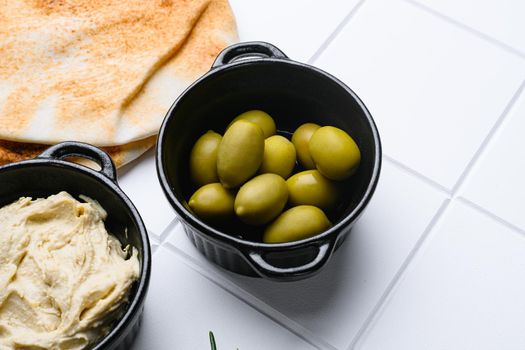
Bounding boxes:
146 230 158 240
156 216 180 244
161 242 337 350
307 0 366 65
404 0 525 61
450 78 525 195
147 231 161 254
151 243 160 255
457 197 525 241
148 232 160 244
347 199 451 350
383 154 451 195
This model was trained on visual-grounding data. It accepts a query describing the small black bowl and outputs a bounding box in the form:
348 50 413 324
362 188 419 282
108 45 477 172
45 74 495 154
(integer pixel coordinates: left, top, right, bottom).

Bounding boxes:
0 142 151 349
157 41 381 281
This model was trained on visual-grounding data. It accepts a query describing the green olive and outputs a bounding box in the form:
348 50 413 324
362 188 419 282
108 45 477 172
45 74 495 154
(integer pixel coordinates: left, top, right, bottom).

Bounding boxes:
286 170 338 209
234 174 288 225
259 135 296 179
188 183 235 221
229 110 276 138
309 126 361 180
217 120 264 188
189 130 222 186
291 123 320 169
263 205 331 243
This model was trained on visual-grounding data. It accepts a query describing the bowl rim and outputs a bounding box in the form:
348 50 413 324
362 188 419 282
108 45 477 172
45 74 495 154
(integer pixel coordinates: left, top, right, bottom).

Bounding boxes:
157 56 382 250
0 158 152 349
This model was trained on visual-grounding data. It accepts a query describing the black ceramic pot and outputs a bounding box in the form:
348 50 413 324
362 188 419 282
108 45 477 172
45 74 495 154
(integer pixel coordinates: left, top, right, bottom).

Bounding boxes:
0 142 151 349
157 41 381 281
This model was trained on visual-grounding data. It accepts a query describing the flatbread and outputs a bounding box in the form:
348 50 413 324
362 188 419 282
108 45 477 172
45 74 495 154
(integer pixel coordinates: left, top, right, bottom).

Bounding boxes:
0 0 238 167
0 0 238 146
0 136 156 168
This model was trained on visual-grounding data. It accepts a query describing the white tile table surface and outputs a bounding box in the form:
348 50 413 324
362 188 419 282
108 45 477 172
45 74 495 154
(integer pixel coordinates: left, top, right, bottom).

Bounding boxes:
313 0 525 190
119 149 176 238
131 247 318 350
354 201 525 350
118 0 525 348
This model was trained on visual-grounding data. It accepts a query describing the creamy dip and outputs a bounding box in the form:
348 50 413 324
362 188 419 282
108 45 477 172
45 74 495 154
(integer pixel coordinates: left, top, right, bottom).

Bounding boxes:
0 192 140 350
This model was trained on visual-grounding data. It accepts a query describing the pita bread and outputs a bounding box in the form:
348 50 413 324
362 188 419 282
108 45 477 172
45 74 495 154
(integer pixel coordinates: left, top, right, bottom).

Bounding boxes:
0 0 238 147
0 0 238 167
0 136 156 168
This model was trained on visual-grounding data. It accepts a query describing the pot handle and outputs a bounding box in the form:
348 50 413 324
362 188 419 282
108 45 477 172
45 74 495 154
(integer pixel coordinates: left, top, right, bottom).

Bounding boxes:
244 239 336 280
38 141 117 182
212 41 288 68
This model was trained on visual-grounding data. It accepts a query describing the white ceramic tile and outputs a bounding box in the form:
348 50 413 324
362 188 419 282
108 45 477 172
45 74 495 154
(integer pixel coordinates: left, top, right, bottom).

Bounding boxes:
229 0 361 62
313 0 525 189
165 221 190 252
357 201 525 350
414 0 525 54
130 246 317 350
149 235 160 246
118 149 175 237
166 161 447 349
150 237 160 254
461 90 525 230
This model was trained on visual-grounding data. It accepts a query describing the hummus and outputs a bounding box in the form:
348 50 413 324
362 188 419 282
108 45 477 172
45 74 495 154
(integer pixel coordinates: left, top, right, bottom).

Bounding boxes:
0 192 140 350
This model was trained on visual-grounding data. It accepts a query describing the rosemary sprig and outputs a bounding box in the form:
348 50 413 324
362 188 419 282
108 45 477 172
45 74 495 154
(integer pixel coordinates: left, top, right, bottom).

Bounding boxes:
209 331 217 350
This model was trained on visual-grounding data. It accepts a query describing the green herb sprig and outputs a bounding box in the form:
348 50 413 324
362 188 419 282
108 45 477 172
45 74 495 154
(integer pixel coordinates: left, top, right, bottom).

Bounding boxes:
209 331 217 350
